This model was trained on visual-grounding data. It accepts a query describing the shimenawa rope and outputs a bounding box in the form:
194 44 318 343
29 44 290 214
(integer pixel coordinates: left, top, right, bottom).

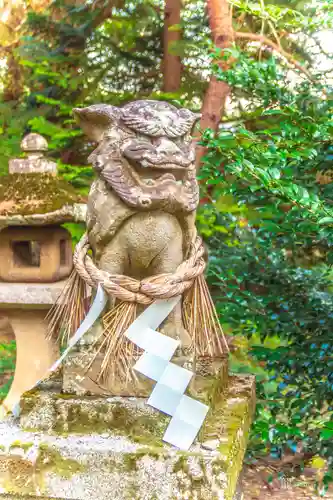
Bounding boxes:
73 233 207 305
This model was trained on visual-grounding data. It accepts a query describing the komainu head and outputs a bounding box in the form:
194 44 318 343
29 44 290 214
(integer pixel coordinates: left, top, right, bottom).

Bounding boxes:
74 100 201 213
74 100 200 171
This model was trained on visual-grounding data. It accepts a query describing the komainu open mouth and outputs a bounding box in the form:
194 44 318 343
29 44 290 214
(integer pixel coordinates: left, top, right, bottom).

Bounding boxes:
123 140 195 171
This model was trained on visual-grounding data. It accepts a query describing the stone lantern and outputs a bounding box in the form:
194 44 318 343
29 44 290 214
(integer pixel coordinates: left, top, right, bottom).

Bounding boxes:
0 133 86 411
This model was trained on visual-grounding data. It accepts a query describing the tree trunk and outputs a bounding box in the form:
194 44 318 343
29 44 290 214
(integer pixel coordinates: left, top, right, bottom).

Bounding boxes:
163 0 182 93
3 50 24 103
196 0 234 168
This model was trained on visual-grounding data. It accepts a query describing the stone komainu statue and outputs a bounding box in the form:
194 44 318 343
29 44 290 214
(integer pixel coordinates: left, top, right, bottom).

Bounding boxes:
48 100 228 381
75 100 199 253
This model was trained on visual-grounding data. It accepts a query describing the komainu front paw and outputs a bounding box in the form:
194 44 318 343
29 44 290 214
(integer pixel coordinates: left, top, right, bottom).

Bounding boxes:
160 323 192 352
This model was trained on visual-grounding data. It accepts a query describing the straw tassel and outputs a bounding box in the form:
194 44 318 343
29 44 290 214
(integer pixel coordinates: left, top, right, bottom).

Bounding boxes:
45 270 90 346
82 301 140 384
183 274 229 357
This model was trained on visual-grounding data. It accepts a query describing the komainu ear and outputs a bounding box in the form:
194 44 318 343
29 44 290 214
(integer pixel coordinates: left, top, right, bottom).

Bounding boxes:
180 109 201 135
73 104 121 142
166 109 202 138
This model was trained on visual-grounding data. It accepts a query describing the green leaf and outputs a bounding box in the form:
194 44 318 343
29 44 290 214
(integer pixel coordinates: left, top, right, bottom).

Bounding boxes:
320 429 333 440
318 217 333 225
262 109 284 116
268 167 281 180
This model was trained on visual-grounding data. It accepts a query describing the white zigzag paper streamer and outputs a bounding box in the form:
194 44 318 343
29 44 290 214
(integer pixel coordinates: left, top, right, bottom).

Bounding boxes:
125 296 209 450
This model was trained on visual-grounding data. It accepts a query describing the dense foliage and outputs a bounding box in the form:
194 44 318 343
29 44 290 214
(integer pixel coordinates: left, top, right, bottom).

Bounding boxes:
0 0 208 177
199 49 333 488
1 0 333 490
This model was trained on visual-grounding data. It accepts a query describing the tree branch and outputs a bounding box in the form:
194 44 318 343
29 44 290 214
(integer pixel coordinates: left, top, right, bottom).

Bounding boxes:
234 31 314 81
196 0 234 169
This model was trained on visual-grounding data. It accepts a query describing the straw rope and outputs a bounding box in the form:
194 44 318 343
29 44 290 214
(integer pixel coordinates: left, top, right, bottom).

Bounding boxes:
73 233 206 305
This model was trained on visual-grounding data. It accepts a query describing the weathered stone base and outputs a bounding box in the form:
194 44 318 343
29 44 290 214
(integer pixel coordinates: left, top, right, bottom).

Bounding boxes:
62 352 230 398
0 375 254 500
0 497 70 500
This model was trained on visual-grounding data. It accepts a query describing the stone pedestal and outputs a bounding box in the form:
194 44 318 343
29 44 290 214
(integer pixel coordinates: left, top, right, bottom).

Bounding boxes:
0 282 65 412
62 349 229 398
0 374 254 500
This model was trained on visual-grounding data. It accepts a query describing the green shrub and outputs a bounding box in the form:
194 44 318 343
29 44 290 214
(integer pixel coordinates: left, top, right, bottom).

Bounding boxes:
199 49 333 488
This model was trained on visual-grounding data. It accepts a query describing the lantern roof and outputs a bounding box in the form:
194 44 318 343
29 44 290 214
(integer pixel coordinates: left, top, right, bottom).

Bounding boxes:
0 134 87 225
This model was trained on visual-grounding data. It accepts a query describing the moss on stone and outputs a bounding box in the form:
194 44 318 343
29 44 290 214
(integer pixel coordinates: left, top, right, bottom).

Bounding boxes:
200 376 254 442
103 447 166 475
172 453 209 496
108 405 133 429
122 453 140 472
0 173 85 215
54 402 111 435
1 444 83 497
136 447 164 461
54 402 110 435
37 444 85 479
131 432 164 448
52 399 168 444
212 458 228 475
9 441 33 453
173 455 189 475
1 456 38 495
53 392 85 400
20 389 40 414
198 376 255 500
125 480 141 498
129 413 167 444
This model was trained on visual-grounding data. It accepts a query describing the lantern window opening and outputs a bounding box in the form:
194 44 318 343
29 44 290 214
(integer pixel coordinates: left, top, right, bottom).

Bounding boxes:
11 240 41 268
60 239 71 267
